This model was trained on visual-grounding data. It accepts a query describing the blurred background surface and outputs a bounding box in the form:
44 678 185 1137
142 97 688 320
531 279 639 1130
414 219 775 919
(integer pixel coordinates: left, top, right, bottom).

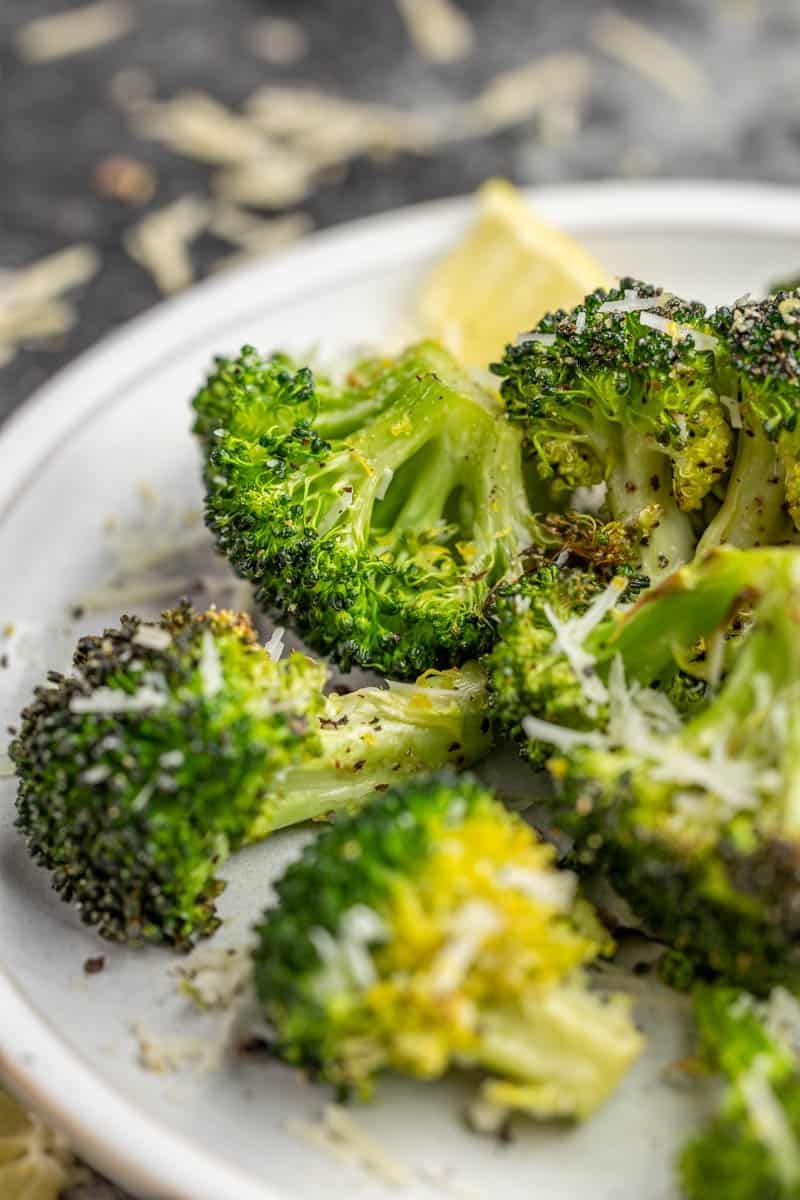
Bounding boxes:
1 0 799 1194
2 0 800 430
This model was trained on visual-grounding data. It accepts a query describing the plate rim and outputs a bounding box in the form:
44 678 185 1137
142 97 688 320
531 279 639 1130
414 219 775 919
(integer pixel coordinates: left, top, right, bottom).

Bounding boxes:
3 178 800 1200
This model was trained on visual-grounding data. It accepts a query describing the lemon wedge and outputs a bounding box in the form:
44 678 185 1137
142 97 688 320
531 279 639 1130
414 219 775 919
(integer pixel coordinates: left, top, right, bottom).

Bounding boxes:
419 178 610 367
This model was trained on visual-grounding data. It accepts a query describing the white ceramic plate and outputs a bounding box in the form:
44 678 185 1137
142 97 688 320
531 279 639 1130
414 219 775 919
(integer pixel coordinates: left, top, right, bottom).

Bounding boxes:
2 182 800 1200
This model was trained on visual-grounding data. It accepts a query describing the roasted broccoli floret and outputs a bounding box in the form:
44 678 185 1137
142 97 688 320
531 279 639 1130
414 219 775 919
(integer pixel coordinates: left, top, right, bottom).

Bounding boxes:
493 279 734 579
193 341 537 678
528 547 800 991
697 292 800 551
681 985 800 1200
486 553 648 758
254 773 643 1122
11 605 491 947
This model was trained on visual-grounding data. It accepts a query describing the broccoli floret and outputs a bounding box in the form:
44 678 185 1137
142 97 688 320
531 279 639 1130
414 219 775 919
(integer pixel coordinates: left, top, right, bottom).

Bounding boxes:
530 547 800 991
697 293 800 552
486 548 648 758
487 541 787 765
254 773 643 1122
492 279 735 579
11 605 491 947
681 985 800 1200
193 341 537 678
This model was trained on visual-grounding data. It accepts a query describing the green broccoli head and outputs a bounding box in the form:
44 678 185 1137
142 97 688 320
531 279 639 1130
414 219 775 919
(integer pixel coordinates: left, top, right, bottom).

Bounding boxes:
485 543 649 760
532 547 800 991
11 603 326 947
193 341 537 678
254 773 643 1122
699 292 800 552
11 603 493 948
492 279 735 578
681 985 800 1200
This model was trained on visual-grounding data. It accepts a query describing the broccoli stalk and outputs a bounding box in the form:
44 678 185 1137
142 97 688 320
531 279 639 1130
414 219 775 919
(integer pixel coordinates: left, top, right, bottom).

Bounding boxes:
698 293 800 552
11 605 491 947
681 985 800 1200
493 279 734 580
697 421 791 551
254 773 643 1121
528 547 800 990
251 663 489 837
193 341 537 678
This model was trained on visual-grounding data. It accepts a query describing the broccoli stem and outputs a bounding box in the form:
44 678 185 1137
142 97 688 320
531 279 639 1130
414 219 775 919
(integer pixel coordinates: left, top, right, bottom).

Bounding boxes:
554 406 695 578
334 365 505 550
475 987 642 1120
247 666 491 840
391 439 461 533
604 545 781 685
606 432 695 578
473 419 538 574
697 422 791 553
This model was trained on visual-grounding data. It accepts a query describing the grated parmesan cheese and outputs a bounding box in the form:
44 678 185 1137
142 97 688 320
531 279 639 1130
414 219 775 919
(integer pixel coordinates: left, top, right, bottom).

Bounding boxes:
286 1105 414 1189
132 625 172 651
132 1018 237 1075
246 86 441 163
395 0 475 64
543 576 628 705
591 10 711 105
526 651 761 821
522 715 605 752
599 289 666 314
208 205 312 257
375 467 394 501
264 627 286 662
15 1 134 63
69 685 166 715
199 630 224 698
720 393 743 430
0 244 99 366
123 195 208 294
427 900 501 994
212 153 318 210
461 53 592 136
178 944 254 1010
134 92 267 166
0 245 99 307
497 864 577 910
639 310 719 352
766 987 800 1059
740 1055 800 1188
80 764 111 785
311 905 389 995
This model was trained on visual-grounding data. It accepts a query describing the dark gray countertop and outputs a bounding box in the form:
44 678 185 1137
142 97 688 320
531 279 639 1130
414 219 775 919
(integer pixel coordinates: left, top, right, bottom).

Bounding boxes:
3 0 800 428
2 1 800 1196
